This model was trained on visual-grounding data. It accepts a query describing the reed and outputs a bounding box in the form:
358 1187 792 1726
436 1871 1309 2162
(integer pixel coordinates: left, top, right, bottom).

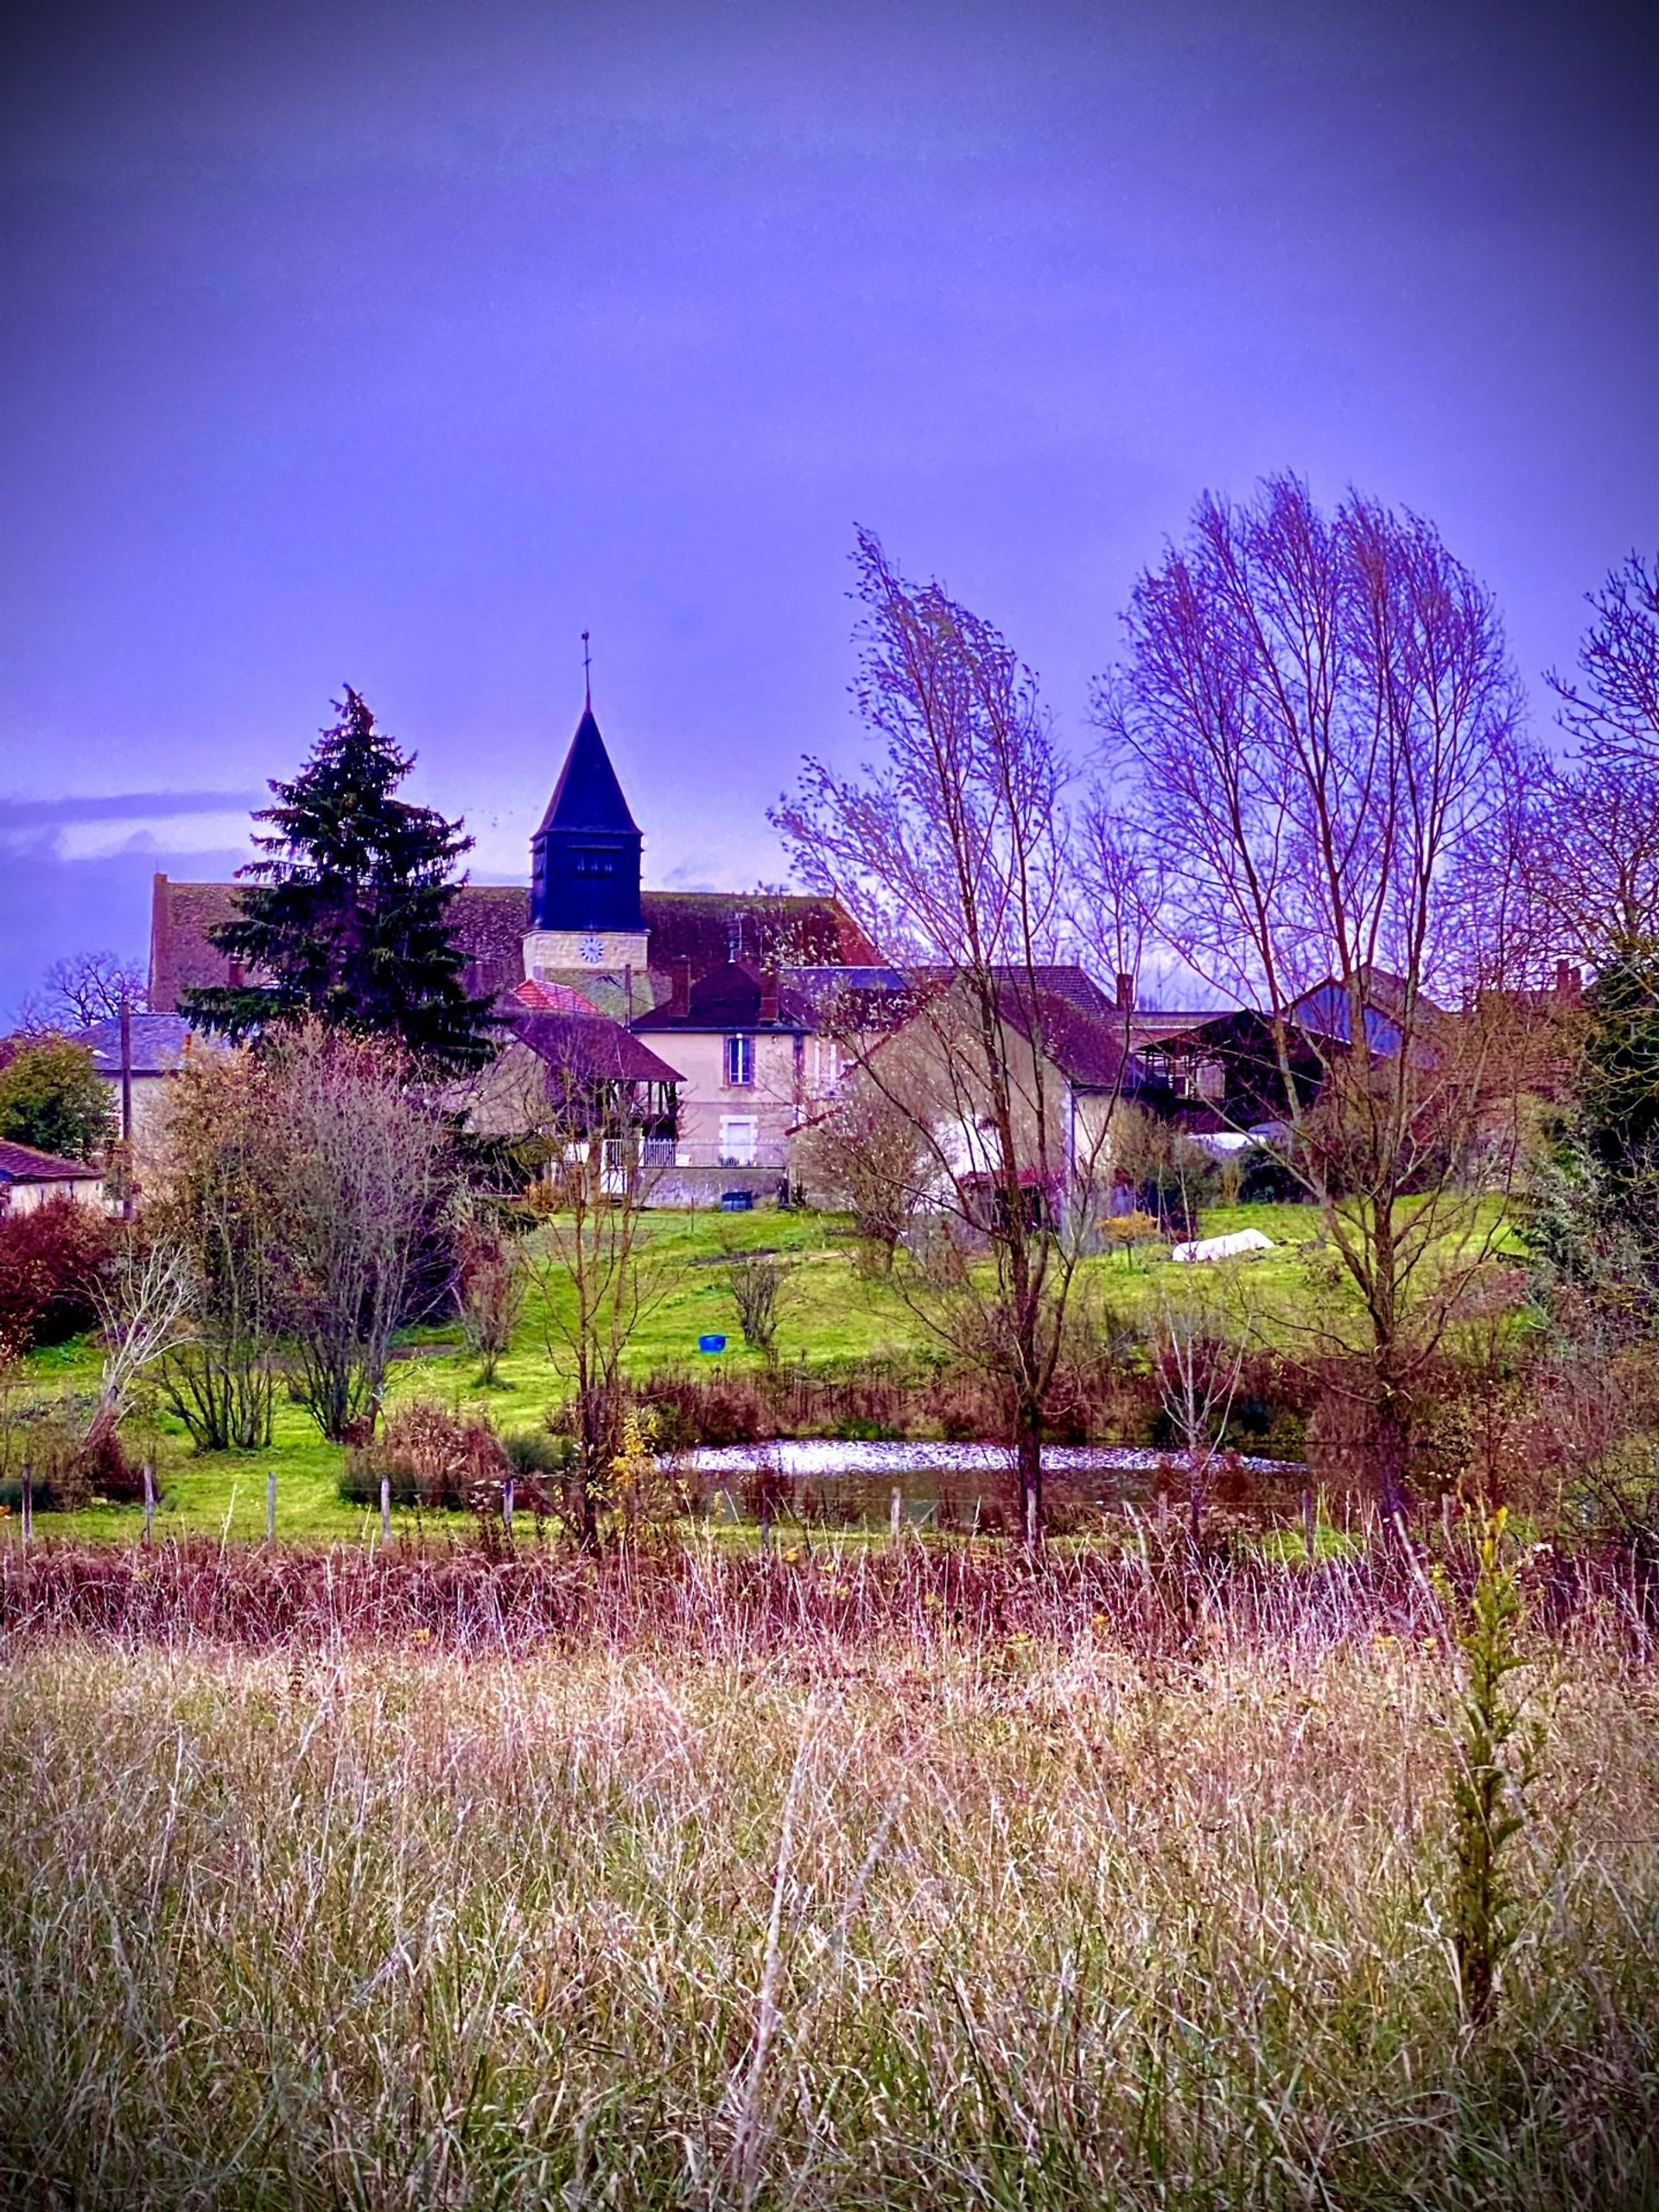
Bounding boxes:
0 1541 1654 2206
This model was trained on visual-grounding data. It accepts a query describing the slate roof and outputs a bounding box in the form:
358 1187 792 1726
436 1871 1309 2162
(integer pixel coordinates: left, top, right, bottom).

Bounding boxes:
912 963 1120 1018
0 1139 102 1184
536 708 641 837
632 961 817 1033
74 1012 221 1077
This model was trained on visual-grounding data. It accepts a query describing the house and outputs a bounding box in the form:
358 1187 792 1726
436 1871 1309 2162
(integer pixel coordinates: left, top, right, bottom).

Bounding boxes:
0 1140 106 1217
447 979 683 1188
795 965 1169 1230
147 691 879 1205
73 1011 223 1176
1139 1008 1327 1133
628 957 870 1189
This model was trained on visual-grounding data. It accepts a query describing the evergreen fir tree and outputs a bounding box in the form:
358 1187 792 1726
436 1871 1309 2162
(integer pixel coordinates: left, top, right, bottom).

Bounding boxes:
1522 937 1659 1312
186 690 496 1074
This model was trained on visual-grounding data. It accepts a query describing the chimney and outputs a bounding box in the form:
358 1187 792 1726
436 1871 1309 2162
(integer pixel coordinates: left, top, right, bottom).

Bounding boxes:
1116 971 1135 1014
669 958 691 1018
1554 959 1581 1000
760 969 780 1025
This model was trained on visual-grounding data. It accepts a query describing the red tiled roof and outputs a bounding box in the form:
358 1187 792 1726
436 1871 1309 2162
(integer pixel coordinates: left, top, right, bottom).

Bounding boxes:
511 978 602 1014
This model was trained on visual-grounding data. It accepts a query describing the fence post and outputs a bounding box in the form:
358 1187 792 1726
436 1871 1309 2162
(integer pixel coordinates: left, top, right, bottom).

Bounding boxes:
266 1468 277 1543
1302 1489 1317 1566
143 1464 155 1548
21 1462 32 1549
889 1487 903 1542
379 1474 391 1546
1025 1485 1039 1549
760 1492 771 1560
502 1476 514 1537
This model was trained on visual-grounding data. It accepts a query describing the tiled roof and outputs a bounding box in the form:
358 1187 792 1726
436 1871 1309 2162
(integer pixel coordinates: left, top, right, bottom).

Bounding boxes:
149 875 878 1011
511 978 602 1014
0 1139 102 1183
506 1010 683 1085
996 985 1151 1093
639 893 879 972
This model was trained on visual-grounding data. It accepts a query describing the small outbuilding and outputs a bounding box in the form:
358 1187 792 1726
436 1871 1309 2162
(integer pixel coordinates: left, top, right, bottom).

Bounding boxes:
0 1139 106 1216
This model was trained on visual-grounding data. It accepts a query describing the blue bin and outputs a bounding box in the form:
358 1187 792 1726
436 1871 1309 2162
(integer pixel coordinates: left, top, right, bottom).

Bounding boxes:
720 1190 754 1212
698 1333 728 1355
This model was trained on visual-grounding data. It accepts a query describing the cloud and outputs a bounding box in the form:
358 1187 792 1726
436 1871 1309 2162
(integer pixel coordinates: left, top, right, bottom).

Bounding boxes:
0 790 260 833
0 834 250 1024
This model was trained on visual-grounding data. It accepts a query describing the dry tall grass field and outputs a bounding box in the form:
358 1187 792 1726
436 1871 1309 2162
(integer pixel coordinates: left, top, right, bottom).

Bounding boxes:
0 1542 1655 2209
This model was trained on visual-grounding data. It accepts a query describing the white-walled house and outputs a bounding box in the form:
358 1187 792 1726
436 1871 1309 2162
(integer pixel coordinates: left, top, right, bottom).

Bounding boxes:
0 1140 106 1216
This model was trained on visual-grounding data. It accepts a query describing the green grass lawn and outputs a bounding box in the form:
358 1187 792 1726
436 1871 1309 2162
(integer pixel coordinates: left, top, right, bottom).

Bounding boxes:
15 1194 1520 1542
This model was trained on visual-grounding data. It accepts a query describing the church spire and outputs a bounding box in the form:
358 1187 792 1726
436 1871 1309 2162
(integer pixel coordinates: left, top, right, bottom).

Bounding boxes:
529 689 644 935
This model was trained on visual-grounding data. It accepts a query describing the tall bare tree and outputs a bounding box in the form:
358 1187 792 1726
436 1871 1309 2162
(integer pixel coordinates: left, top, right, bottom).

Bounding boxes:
1099 474 1527 1521
517 1033 677 1548
266 1025 451 1442
1550 551 1659 766
1505 554 1659 963
774 530 1125 1541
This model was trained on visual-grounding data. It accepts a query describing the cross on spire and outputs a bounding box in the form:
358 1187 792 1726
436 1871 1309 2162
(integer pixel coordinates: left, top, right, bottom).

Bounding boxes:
582 629 592 708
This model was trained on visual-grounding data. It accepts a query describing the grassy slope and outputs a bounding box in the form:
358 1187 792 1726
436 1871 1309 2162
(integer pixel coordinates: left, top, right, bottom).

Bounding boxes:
20 1196 1518 1541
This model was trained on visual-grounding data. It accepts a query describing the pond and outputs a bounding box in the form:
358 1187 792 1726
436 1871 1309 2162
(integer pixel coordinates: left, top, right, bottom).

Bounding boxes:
668 1439 1304 1529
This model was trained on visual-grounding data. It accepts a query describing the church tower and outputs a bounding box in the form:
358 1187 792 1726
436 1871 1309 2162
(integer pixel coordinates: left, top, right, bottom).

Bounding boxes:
523 699 651 980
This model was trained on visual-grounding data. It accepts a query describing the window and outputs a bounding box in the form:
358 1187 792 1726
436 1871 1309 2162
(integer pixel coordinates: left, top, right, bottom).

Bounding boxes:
724 1033 755 1086
572 849 616 878
718 1116 758 1166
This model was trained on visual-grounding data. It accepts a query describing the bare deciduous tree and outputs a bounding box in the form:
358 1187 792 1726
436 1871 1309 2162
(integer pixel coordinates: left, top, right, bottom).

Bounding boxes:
454 1206 527 1389
1506 555 1659 963
88 1234 192 1459
518 1035 677 1548
1154 1279 1250 1543
22 950 149 1033
152 1052 285 1451
1549 551 1659 766
266 1025 451 1443
1100 474 1529 1522
793 1071 935 1270
773 529 1128 1541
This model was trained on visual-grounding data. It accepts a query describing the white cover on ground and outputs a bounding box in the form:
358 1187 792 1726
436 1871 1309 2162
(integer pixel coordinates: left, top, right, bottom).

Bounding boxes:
1169 1227 1275 1264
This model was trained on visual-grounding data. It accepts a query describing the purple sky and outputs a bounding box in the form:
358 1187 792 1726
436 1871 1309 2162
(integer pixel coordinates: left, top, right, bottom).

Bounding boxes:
3 0 1656 1016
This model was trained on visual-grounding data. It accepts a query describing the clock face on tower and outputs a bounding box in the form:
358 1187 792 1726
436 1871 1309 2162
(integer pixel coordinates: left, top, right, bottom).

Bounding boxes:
578 934 606 966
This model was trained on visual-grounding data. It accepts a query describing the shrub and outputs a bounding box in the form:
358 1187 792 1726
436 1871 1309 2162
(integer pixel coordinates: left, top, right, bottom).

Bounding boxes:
503 1427 577 1479
721 1249 792 1357
340 1402 512 1512
0 1037 111 1162
0 1198 114 1351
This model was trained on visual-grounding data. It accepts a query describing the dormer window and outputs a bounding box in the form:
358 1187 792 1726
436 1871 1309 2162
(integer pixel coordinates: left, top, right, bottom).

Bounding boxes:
725 1033 755 1087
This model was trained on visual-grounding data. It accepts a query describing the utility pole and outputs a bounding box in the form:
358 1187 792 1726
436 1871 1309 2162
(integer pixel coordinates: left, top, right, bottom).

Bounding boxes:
118 986 134 1221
